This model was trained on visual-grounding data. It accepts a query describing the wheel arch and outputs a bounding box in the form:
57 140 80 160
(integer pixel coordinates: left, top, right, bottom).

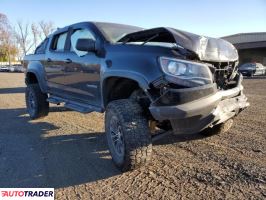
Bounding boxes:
25 61 48 93
101 73 150 108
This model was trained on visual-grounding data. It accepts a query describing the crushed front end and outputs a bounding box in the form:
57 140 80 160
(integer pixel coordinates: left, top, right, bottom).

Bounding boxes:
149 57 249 134
120 26 250 134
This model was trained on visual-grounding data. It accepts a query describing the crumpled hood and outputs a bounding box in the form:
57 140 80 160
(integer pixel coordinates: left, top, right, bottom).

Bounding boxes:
118 27 238 62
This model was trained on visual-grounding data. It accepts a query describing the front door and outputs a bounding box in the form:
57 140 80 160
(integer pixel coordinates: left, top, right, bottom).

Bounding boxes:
63 27 101 106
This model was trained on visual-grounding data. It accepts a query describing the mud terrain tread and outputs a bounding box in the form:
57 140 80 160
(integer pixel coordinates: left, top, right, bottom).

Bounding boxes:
26 83 49 119
106 99 152 171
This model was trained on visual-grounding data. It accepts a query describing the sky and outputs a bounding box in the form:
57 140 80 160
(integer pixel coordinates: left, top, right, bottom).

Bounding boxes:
0 0 266 37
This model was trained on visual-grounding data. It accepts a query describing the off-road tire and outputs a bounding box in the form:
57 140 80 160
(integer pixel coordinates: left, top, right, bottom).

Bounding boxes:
25 83 49 119
105 99 152 171
201 119 234 136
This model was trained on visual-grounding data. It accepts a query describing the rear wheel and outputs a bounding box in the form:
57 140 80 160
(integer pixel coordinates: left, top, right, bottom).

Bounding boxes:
105 99 152 171
25 83 49 119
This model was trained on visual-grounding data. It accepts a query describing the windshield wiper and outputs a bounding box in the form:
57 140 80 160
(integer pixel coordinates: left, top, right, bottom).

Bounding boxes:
121 33 160 45
122 37 131 44
141 34 160 45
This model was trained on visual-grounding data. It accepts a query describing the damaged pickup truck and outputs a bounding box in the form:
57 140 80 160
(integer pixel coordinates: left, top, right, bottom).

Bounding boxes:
23 22 249 171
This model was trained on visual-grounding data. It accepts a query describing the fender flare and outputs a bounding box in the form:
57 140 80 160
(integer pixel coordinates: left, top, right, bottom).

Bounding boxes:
101 70 151 108
25 61 48 93
102 70 150 90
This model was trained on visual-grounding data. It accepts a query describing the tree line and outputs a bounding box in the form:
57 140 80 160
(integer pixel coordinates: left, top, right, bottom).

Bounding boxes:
0 13 55 65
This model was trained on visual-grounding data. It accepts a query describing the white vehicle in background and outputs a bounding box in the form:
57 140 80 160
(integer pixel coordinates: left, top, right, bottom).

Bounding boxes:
9 66 15 72
14 64 24 72
10 64 24 72
0 65 10 72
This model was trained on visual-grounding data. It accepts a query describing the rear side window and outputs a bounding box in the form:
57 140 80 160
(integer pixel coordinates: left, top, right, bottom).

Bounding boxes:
51 32 68 51
35 38 48 54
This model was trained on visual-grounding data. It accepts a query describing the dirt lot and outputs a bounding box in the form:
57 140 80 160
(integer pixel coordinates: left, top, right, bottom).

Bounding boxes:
0 73 265 199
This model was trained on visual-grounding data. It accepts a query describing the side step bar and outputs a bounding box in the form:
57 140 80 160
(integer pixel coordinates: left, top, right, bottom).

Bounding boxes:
47 96 102 113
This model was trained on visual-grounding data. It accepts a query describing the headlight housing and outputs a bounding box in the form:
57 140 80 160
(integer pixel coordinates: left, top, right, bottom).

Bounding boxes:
159 57 213 87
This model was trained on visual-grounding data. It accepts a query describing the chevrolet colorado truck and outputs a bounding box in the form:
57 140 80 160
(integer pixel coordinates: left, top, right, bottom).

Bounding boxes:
23 22 249 171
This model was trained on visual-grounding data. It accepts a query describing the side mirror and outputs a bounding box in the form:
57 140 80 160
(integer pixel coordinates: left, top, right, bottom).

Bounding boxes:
76 38 96 52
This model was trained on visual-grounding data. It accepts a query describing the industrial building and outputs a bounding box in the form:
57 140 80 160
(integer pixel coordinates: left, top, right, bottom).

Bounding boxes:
222 32 266 66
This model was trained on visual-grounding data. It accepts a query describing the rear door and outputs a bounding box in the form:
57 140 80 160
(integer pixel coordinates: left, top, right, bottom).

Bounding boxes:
44 28 70 93
63 24 101 106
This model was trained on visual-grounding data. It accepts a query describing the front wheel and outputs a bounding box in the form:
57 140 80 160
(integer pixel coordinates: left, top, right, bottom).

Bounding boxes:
105 99 152 172
201 119 234 136
25 83 49 119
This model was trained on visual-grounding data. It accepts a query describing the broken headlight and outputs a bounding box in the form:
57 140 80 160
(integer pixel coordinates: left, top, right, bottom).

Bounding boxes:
159 57 213 87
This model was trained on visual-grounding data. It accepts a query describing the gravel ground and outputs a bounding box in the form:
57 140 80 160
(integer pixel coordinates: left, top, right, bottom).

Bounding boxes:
0 73 265 199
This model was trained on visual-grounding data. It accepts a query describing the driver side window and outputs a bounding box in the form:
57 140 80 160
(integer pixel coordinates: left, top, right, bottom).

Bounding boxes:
70 29 95 57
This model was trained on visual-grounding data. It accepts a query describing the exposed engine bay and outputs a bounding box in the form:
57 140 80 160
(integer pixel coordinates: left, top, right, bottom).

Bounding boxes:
119 26 240 91
206 61 238 90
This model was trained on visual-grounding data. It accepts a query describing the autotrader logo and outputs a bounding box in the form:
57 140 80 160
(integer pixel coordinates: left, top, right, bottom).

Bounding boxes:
0 188 54 199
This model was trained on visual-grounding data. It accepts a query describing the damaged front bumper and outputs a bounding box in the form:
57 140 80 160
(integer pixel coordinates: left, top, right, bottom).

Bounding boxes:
149 75 250 134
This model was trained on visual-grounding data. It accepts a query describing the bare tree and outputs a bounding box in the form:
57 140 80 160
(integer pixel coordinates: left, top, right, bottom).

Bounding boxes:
0 13 18 66
1 13 55 61
31 22 40 49
0 13 9 34
0 31 13 66
14 21 34 56
39 20 55 39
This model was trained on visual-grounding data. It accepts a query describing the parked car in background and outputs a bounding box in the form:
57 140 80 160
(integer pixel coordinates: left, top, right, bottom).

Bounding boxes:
239 63 265 77
0 65 10 72
12 64 24 72
9 66 15 72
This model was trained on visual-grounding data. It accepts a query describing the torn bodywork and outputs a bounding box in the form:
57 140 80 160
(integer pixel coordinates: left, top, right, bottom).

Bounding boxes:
119 27 238 62
149 74 249 134
119 27 249 134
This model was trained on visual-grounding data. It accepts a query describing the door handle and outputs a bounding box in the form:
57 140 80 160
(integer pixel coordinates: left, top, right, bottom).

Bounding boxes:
47 58 52 62
64 58 72 64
